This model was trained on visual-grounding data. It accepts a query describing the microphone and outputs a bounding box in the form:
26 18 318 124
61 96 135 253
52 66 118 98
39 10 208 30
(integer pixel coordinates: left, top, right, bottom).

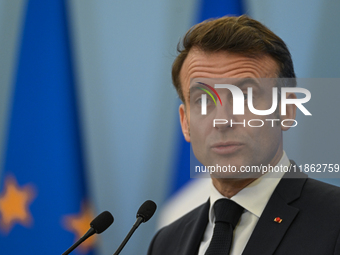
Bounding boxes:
62 211 114 255
113 200 157 255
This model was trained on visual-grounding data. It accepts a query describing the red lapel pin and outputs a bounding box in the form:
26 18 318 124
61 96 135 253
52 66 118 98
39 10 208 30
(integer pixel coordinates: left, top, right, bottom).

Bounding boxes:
274 217 282 223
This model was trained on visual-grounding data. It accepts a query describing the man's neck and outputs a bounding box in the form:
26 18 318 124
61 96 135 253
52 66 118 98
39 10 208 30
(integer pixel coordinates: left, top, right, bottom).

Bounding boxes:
212 178 257 198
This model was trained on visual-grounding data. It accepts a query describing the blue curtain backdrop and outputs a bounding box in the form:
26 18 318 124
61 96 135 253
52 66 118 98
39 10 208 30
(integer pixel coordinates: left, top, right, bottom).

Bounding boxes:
0 1 95 254
169 0 245 196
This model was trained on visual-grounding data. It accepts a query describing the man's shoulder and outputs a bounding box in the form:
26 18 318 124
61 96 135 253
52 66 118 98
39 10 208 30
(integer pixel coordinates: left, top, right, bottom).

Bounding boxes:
283 161 340 209
305 177 340 190
285 176 340 221
302 178 340 204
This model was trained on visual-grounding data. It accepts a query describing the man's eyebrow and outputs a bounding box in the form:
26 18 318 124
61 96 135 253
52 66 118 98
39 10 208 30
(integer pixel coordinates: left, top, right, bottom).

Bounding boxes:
189 83 206 94
190 82 208 88
188 82 209 102
234 78 261 88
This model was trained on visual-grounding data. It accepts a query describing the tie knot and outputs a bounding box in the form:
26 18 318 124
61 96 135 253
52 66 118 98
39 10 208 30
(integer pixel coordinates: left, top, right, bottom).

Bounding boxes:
213 199 244 228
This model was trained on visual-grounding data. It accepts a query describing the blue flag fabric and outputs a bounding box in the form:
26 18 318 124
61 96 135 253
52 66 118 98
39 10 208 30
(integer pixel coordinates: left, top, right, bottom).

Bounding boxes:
169 0 244 196
0 1 95 254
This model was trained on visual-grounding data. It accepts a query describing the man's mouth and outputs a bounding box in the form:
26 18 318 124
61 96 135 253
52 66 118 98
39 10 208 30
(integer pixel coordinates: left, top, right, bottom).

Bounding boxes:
210 142 244 155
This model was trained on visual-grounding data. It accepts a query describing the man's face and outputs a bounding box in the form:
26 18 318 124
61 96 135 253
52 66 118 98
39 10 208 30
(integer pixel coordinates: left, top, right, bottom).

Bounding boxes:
179 49 296 178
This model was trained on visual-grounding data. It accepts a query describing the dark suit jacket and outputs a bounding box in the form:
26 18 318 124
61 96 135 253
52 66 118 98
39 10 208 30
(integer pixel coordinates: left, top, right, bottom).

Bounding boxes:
148 162 340 254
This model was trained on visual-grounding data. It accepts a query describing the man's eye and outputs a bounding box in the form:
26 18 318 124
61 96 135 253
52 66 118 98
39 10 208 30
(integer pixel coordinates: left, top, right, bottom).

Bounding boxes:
195 96 213 105
195 98 202 104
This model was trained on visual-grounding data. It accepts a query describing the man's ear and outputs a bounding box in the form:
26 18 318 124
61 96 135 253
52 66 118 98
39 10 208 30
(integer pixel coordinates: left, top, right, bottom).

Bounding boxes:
280 92 297 131
179 104 190 142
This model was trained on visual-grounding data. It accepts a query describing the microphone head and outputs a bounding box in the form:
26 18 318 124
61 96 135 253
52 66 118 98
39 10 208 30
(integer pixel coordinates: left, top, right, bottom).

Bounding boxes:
136 200 157 223
90 211 114 234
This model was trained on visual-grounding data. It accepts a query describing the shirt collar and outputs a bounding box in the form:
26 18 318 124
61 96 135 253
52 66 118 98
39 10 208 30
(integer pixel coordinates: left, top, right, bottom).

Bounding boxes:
209 151 290 223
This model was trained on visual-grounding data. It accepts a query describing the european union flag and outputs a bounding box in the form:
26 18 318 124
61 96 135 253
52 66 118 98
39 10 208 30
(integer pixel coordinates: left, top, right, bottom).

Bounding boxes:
0 1 96 254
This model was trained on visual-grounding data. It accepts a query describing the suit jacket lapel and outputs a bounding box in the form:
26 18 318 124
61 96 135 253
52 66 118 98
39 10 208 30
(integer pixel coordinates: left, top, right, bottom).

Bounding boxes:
177 199 210 255
242 161 307 255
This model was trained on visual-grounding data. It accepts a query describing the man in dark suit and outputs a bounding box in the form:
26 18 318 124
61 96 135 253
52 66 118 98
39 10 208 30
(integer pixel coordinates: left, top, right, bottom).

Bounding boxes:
148 15 340 254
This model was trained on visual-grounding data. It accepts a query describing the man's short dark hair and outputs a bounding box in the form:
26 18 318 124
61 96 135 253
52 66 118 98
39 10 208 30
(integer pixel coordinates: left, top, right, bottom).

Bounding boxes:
172 15 296 103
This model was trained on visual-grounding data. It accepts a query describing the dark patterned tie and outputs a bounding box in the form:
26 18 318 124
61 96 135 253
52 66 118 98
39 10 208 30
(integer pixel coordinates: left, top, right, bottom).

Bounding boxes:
205 199 244 255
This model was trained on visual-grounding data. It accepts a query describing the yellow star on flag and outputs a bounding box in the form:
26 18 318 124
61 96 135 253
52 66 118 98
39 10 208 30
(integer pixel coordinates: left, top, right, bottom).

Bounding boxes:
63 202 96 253
0 174 36 234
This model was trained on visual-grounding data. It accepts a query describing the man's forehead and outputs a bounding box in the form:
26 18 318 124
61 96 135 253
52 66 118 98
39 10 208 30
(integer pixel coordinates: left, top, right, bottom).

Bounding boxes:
179 49 279 101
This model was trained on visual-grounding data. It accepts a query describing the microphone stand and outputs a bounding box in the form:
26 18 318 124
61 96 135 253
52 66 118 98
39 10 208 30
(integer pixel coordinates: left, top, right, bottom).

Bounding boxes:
113 217 144 255
62 228 95 255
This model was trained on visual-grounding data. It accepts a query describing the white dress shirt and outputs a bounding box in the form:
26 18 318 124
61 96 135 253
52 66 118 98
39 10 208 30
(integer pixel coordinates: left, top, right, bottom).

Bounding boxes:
198 151 290 255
